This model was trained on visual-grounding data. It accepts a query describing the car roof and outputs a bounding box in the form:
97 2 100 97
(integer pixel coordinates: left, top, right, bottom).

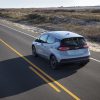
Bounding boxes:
44 31 83 40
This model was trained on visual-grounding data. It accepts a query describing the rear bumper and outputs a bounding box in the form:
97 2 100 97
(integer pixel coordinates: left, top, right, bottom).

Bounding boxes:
60 56 90 64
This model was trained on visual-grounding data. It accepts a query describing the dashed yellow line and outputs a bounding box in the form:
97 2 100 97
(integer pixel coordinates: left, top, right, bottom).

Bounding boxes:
0 38 80 100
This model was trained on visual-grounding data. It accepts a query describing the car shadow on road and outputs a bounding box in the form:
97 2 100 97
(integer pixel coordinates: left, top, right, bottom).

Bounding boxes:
0 55 84 98
27 55 84 79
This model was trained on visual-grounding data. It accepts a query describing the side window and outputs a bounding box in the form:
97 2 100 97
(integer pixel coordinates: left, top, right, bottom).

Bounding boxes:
47 35 55 44
39 34 48 42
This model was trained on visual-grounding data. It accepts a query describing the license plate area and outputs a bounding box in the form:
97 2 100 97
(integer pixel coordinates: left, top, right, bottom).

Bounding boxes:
67 49 84 56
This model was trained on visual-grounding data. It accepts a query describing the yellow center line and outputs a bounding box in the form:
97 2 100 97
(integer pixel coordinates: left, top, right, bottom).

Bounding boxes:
0 38 80 100
29 66 60 92
0 38 60 93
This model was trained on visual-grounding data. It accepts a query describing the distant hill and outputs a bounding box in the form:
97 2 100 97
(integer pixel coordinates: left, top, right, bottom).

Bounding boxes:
0 6 100 10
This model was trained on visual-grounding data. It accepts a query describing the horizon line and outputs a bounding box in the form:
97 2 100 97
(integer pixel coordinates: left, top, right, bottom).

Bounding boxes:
0 5 100 9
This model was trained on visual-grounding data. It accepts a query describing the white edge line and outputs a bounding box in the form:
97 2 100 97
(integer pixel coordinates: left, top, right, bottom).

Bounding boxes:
90 57 100 63
0 23 100 63
0 24 37 39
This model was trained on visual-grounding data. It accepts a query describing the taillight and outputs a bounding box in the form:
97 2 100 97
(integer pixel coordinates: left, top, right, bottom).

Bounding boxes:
58 47 70 51
83 44 89 48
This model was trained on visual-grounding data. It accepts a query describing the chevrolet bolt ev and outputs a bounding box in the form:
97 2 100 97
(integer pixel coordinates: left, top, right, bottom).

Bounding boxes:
32 31 90 69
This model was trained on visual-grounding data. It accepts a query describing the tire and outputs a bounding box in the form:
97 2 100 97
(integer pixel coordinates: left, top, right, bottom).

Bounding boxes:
50 55 58 69
32 46 38 57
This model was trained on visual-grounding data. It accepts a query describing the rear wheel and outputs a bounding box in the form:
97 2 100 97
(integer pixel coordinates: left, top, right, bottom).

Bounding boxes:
32 46 38 57
50 55 58 69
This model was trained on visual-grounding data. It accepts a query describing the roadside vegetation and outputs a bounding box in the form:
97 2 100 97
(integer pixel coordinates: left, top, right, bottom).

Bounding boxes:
0 8 100 42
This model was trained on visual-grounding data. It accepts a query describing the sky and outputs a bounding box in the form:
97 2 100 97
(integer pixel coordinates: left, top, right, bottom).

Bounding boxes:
0 0 100 8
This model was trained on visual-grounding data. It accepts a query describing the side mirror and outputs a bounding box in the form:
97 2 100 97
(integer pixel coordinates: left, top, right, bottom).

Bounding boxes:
35 39 40 42
35 39 46 43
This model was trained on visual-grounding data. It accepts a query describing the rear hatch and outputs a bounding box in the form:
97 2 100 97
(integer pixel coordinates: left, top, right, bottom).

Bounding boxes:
58 37 88 56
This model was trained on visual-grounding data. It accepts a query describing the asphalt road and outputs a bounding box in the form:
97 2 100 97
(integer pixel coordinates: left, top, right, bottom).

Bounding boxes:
0 24 100 100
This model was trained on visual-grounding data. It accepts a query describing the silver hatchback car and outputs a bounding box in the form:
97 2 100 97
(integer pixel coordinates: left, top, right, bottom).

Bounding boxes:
32 31 90 69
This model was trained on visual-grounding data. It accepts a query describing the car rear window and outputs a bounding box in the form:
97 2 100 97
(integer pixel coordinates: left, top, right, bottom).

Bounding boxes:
61 37 86 47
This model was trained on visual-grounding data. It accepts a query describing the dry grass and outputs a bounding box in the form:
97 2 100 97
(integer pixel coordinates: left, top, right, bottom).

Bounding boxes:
0 8 100 42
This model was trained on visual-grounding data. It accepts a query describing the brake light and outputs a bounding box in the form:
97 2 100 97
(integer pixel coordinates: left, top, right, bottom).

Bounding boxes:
83 44 89 48
58 47 70 51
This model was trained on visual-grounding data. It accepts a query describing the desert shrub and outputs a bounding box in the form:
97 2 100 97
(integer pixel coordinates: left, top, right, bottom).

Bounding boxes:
26 14 48 23
91 9 100 13
27 14 42 19
0 12 10 18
